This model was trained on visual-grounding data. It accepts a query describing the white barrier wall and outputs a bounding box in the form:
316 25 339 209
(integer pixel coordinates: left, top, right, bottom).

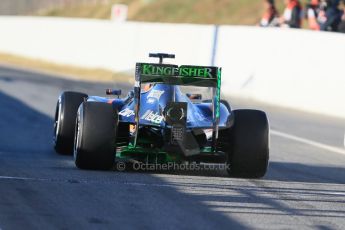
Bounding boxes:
216 26 345 119
0 16 344 118
0 17 214 71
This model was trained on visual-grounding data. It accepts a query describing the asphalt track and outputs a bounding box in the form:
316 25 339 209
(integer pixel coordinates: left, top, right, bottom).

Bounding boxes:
0 65 345 230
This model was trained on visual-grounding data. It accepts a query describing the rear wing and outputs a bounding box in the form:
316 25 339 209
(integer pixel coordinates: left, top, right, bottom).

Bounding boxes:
135 63 220 88
132 62 222 148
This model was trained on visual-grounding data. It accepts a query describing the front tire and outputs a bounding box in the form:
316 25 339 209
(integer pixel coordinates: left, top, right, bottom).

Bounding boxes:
224 109 269 178
74 102 118 170
54 91 88 155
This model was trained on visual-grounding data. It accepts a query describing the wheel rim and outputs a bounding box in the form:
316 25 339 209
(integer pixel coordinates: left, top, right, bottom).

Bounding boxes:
54 97 62 143
74 109 81 160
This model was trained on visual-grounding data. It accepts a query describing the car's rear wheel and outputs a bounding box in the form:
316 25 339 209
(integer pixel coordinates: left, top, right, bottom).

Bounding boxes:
221 109 269 178
74 102 118 170
54 91 88 155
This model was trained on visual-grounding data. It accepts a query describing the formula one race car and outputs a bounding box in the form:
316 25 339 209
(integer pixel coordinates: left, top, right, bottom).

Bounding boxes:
53 53 269 178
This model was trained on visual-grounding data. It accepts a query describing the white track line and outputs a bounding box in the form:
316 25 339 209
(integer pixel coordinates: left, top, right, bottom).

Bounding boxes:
271 130 345 156
0 175 48 181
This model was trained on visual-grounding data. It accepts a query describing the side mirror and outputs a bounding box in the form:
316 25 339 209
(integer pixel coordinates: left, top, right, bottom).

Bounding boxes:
106 89 121 96
186 93 202 100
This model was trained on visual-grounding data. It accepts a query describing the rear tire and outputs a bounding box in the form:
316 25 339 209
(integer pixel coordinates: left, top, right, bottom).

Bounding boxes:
54 91 88 155
74 102 118 170
224 109 269 178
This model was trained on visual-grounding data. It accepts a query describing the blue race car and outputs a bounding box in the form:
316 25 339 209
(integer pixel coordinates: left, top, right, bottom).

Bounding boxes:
53 53 269 178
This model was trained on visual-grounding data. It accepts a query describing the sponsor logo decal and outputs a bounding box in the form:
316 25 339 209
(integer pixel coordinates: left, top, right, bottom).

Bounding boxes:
141 64 217 78
141 110 164 124
147 89 164 101
119 108 134 117
147 98 156 104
